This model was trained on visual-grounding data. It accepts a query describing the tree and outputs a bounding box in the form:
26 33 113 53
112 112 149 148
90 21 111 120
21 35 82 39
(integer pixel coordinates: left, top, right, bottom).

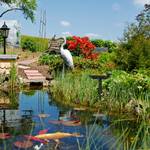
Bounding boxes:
0 0 37 22
136 4 150 38
115 4 150 71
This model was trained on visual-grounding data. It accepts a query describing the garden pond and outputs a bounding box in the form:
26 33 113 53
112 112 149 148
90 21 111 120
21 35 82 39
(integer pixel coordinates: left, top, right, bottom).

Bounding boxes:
0 89 148 150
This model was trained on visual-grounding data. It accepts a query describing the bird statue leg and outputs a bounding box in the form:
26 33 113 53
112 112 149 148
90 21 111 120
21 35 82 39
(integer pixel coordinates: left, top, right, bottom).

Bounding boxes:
62 63 65 79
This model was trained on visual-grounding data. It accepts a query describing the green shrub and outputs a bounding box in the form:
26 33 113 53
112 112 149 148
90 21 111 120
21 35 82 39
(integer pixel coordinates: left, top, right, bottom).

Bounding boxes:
103 70 150 103
21 35 49 52
39 52 116 73
39 54 63 71
115 34 150 71
115 5 150 71
91 39 118 52
74 56 101 70
21 38 36 52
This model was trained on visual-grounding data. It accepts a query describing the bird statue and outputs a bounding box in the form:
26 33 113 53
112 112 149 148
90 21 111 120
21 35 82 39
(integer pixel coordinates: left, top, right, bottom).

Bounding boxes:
60 36 74 77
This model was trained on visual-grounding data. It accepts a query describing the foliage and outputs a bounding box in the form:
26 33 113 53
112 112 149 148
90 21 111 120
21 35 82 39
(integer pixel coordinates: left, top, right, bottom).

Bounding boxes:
0 0 37 22
103 70 150 105
136 4 150 38
115 4 150 71
52 70 150 110
9 63 17 89
21 35 49 52
39 54 63 71
51 72 98 106
91 39 118 52
74 56 101 70
39 52 116 73
74 53 116 72
67 36 98 59
21 38 36 52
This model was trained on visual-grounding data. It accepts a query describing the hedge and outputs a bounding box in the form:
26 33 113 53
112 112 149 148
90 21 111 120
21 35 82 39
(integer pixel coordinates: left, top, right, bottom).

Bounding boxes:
21 35 49 52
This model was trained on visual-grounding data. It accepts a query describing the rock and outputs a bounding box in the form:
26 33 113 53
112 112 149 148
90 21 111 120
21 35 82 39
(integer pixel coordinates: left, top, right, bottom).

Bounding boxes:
19 77 24 84
50 80 57 86
125 99 143 115
46 76 53 81
43 80 50 87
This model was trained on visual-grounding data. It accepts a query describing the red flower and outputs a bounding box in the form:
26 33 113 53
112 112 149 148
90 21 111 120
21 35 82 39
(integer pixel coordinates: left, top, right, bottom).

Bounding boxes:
67 36 98 60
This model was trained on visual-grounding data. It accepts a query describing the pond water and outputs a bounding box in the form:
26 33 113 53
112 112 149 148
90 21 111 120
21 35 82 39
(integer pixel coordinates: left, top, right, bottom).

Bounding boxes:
0 89 144 150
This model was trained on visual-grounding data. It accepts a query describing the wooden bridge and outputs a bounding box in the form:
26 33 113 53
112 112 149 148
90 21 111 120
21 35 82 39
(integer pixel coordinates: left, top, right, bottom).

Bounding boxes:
24 70 46 82
18 58 49 86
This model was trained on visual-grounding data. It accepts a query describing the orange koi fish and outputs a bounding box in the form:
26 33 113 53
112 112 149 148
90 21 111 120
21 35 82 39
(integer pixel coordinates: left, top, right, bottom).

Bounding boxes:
35 132 82 140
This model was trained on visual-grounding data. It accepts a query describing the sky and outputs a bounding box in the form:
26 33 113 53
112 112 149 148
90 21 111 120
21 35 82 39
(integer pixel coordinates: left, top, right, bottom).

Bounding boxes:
0 0 149 41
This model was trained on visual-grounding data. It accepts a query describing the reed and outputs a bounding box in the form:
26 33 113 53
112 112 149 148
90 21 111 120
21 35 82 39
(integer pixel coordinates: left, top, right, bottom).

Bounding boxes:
51 70 150 111
52 72 99 106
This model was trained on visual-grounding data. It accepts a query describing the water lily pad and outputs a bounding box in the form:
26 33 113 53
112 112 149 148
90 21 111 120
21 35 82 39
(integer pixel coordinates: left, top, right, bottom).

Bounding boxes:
14 140 33 149
0 133 11 139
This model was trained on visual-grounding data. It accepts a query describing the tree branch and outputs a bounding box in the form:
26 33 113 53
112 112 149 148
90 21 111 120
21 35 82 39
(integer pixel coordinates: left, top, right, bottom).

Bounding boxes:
0 7 22 18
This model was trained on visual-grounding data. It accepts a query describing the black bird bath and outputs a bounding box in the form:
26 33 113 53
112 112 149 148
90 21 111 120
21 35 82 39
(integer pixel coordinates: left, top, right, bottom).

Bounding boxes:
89 72 112 99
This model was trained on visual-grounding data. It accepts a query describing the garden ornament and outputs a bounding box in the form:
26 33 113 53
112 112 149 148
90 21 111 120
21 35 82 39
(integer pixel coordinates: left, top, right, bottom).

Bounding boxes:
60 36 74 74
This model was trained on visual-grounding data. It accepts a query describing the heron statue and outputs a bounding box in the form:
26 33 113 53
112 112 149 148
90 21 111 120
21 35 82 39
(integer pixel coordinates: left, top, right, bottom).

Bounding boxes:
60 36 74 77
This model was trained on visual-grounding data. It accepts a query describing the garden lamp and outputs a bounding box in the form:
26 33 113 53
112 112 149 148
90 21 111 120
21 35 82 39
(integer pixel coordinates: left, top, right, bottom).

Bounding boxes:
0 22 10 54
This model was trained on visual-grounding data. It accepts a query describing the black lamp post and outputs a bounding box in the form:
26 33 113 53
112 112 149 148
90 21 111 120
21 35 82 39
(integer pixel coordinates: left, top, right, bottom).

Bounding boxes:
0 22 10 54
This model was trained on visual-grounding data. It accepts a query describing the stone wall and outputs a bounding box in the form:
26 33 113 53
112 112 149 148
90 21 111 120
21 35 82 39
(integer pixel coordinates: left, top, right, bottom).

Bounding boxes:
0 55 17 75
0 62 17 75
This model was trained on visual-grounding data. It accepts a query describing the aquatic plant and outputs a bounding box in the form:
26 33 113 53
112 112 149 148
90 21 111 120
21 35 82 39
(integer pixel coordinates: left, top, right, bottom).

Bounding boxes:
9 63 17 89
51 72 99 106
52 70 150 111
103 70 150 110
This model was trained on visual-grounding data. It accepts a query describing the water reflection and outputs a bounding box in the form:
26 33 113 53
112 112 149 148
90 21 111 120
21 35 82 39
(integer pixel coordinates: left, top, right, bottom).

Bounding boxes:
0 89 146 149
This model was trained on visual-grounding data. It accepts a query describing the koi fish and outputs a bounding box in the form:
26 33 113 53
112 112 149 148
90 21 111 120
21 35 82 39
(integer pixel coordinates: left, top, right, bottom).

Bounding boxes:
49 120 81 126
61 120 81 126
34 132 82 140
0 133 11 139
24 135 48 144
38 129 49 135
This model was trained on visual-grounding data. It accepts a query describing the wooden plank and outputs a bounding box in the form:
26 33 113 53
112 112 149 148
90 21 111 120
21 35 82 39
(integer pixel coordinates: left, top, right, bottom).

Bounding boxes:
29 80 45 83
24 70 39 73
18 65 30 69
26 74 43 77
25 73 42 76
27 75 44 78
27 76 46 80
